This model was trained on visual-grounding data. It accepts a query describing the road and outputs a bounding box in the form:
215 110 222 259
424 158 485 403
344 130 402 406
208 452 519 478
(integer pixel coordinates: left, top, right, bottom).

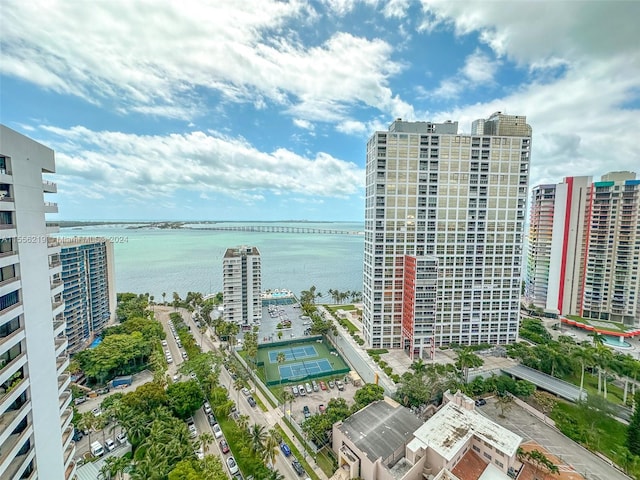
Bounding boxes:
479 397 631 480
177 307 304 480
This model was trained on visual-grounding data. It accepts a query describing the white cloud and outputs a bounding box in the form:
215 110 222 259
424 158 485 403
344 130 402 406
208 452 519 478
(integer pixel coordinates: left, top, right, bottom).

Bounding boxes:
418 1 640 66
1 1 405 124
38 125 365 204
293 119 315 130
430 54 639 190
432 49 500 99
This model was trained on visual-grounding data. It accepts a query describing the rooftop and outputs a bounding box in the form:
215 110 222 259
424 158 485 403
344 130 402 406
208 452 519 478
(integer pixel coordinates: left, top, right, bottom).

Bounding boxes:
408 393 522 462
337 398 424 462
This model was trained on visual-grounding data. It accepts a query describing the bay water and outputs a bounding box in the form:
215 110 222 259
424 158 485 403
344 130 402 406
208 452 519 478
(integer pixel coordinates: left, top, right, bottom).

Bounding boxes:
58 222 364 301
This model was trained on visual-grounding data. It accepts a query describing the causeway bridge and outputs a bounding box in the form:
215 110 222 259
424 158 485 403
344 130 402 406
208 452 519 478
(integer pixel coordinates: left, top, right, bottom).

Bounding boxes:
186 225 363 235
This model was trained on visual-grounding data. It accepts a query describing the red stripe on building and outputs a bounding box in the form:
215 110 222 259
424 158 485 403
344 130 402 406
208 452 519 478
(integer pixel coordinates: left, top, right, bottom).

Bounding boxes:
558 177 573 313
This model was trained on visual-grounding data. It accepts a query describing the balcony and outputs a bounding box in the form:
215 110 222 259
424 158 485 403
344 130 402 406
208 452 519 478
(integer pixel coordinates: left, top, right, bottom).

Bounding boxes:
58 373 71 395
43 180 57 193
61 425 73 451
56 355 70 376
1 439 35 480
53 317 65 337
0 400 30 443
44 201 58 214
54 336 68 357
64 460 76 480
59 390 71 411
46 222 60 234
0 352 27 386
0 325 24 354
0 378 29 429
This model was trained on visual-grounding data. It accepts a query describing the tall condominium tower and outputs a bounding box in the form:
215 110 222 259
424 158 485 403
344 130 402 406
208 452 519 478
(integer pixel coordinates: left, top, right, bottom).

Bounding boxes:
526 172 640 326
363 113 531 358
583 172 640 325
0 126 74 479
60 238 116 354
222 246 262 328
525 176 592 315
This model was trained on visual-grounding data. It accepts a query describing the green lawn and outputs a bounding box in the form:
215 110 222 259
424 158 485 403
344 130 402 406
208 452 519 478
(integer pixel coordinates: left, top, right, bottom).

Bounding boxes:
561 371 629 406
551 400 638 477
565 315 627 333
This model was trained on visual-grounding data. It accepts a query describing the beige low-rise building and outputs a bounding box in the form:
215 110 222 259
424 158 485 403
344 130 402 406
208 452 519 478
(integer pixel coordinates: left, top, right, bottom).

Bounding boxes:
333 391 523 480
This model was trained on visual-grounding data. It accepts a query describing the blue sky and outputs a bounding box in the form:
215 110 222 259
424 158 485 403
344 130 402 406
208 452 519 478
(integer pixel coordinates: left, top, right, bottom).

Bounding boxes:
1 0 639 221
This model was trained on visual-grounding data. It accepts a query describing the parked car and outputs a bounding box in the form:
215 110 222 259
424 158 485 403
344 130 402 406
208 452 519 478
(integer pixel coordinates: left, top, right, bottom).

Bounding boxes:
292 385 299 396
204 401 212 415
311 380 319 392
328 380 335 389
303 405 311 419
72 429 84 442
219 439 230 454
195 447 204 459
475 398 487 406
208 413 217 426
241 387 251 396
319 404 326 413
104 438 116 452
161 340 168 346
292 458 305 476
116 432 128 445
91 408 101 417
319 381 327 391
298 384 306 396
227 456 239 475
213 423 223 439
304 383 312 394
188 424 197 438
336 381 344 391
247 396 257 408
280 442 291 456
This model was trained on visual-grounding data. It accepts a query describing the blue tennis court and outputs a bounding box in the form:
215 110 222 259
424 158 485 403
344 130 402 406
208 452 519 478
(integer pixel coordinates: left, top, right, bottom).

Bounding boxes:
268 345 318 363
278 359 333 379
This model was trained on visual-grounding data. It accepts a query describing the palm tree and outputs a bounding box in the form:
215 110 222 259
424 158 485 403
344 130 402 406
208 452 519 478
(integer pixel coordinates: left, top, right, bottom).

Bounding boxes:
593 345 613 398
265 470 286 480
162 292 166 305
100 456 130 480
454 347 484 384
198 431 214 453
282 390 294 415
77 412 97 447
249 423 266 455
410 358 427 375
573 346 594 398
236 414 250 432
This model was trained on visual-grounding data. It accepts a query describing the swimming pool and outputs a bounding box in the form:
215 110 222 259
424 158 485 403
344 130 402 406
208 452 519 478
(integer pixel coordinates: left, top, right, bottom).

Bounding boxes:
602 335 632 349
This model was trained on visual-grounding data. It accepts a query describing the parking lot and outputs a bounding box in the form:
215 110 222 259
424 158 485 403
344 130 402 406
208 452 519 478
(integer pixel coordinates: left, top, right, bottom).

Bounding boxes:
286 377 358 424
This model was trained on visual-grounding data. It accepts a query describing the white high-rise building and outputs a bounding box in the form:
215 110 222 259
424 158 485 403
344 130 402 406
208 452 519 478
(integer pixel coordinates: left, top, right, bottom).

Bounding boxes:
363 113 531 358
0 126 74 479
222 246 262 328
526 172 640 326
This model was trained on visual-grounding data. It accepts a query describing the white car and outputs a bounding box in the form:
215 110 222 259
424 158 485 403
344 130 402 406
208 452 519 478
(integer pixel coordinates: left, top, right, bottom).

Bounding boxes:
241 387 251 396
203 401 212 415
195 448 204 459
189 424 197 438
104 438 116 451
227 456 239 474
161 340 168 346
213 423 223 439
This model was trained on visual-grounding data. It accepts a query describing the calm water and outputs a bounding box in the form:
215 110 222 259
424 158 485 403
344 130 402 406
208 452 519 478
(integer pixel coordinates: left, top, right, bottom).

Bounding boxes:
58 222 364 301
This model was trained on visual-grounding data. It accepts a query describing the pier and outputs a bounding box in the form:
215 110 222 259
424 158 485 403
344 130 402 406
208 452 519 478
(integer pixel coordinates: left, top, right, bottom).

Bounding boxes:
185 225 363 235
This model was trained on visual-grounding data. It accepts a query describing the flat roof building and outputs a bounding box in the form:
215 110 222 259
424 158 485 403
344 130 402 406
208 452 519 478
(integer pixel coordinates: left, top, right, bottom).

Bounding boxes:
222 246 262 327
59 237 116 354
363 113 531 356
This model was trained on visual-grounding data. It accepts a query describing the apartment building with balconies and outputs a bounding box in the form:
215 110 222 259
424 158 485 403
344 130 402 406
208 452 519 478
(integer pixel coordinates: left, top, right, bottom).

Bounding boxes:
363 113 531 356
526 172 640 327
59 238 116 354
0 125 73 480
222 246 262 327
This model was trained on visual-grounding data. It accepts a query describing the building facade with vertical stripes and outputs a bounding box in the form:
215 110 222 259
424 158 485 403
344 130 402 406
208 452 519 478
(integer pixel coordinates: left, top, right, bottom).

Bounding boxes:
526 172 640 327
363 113 532 359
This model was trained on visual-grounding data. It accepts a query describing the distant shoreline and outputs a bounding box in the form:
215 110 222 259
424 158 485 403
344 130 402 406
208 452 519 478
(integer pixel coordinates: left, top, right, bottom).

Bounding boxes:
58 220 361 228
